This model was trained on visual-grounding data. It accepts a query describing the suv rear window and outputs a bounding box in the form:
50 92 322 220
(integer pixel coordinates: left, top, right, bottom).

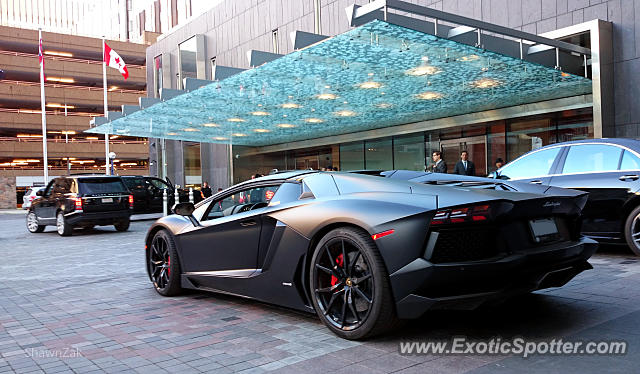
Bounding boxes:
78 178 127 195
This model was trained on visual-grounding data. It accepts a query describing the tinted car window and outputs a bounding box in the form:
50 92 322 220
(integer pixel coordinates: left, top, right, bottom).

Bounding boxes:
620 150 640 170
270 182 301 204
123 177 145 190
498 147 561 179
150 179 169 189
78 178 128 195
53 178 73 194
207 185 279 219
562 144 622 174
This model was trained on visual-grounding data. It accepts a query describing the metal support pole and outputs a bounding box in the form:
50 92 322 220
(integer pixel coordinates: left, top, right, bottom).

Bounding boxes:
519 39 523 59
555 47 560 70
188 187 194 204
584 54 588 77
174 188 180 205
162 188 168 216
434 19 438 36
476 28 481 48
102 37 110 175
38 29 48 184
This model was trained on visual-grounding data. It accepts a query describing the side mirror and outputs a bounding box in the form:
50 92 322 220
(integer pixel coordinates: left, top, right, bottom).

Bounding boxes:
173 202 195 216
36 190 44 196
172 202 199 227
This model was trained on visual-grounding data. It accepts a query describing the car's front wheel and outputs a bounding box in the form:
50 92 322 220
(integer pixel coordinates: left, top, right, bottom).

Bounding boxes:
56 211 73 236
623 206 640 256
26 211 45 233
309 227 398 340
148 230 182 296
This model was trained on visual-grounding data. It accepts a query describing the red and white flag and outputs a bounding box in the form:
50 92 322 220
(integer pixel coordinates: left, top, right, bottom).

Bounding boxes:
103 42 129 79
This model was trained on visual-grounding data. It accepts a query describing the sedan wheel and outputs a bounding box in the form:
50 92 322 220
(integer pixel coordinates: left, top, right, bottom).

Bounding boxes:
624 206 640 256
56 212 72 236
310 227 398 339
148 230 182 296
26 211 45 233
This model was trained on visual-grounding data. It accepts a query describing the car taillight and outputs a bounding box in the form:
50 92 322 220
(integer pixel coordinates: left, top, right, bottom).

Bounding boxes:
430 204 491 225
371 229 395 240
128 195 134 208
74 197 82 210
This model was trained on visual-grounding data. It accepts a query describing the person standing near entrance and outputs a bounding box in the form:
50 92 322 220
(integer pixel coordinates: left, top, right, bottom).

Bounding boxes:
431 151 447 173
200 182 212 198
453 150 476 176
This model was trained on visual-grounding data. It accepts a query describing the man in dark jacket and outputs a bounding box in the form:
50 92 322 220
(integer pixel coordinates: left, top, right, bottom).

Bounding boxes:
453 150 476 176
200 182 212 198
431 151 447 173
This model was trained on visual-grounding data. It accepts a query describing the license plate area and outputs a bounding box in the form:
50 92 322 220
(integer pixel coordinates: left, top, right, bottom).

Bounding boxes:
101 197 114 203
529 218 559 243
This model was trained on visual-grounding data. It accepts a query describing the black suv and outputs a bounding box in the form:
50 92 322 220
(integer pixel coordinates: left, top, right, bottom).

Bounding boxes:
121 176 204 214
26 175 133 236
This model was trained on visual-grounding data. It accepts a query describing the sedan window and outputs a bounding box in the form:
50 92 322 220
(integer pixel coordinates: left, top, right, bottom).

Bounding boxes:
498 147 561 179
206 185 280 219
562 144 622 174
620 150 640 171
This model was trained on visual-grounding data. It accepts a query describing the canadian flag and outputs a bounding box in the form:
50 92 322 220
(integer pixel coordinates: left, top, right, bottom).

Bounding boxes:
103 42 129 79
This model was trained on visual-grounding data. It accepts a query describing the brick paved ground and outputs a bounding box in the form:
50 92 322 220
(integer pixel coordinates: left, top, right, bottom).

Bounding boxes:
1 211 639 373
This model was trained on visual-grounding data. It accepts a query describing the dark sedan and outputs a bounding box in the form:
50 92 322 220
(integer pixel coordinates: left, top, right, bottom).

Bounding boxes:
491 138 640 255
145 171 596 339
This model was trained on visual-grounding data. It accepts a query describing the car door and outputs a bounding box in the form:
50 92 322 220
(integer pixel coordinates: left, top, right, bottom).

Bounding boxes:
496 146 565 186
33 180 56 222
548 143 637 237
177 183 282 276
148 178 171 212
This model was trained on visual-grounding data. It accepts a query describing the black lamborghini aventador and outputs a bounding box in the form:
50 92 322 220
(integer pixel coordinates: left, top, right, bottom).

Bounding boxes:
145 171 597 339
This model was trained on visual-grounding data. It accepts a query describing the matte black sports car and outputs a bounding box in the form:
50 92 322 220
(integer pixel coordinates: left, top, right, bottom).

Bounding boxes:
145 171 597 339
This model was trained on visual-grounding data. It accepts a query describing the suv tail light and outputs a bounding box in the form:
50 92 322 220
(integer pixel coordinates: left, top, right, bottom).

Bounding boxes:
128 194 134 208
431 204 490 226
74 197 83 211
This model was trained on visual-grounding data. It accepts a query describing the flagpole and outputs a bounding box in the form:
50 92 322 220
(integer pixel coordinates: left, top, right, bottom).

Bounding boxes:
39 29 48 184
102 37 110 175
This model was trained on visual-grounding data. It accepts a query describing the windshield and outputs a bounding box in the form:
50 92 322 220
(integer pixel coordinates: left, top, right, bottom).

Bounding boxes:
79 178 128 195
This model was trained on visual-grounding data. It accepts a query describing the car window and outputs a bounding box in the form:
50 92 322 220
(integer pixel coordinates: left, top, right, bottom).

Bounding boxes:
53 178 73 194
78 178 128 195
149 179 169 190
206 185 280 220
123 177 145 190
43 180 54 197
562 144 622 174
620 150 640 171
498 147 562 179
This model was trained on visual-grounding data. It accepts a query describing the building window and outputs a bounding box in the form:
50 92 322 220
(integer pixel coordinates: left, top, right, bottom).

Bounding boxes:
365 138 392 170
178 36 198 89
393 134 425 171
272 29 279 54
340 142 364 171
153 55 162 98
183 142 202 187
506 118 553 163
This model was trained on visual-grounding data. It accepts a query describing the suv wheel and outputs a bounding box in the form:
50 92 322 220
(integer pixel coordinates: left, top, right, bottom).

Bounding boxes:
26 211 45 233
114 218 130 232
624 206 640 256
56 211 73 236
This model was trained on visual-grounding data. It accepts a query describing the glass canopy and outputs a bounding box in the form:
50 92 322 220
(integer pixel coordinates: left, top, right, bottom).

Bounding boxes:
87 20 592 147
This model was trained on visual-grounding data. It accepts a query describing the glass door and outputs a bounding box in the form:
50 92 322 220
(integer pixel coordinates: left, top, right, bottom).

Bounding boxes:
439 135 487 176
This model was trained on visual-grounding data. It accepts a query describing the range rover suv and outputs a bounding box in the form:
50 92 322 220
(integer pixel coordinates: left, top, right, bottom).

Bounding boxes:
26 175 133 236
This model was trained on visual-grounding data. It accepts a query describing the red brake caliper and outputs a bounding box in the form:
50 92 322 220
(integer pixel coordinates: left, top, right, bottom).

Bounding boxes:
167 256 170 276
330 253 344 286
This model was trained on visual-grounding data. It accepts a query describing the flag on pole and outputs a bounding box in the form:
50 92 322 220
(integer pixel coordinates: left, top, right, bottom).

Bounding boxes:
103 42 129 79
38 35 45 80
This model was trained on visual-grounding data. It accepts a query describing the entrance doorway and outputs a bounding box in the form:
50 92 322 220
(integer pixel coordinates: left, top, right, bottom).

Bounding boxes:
440 136 487 176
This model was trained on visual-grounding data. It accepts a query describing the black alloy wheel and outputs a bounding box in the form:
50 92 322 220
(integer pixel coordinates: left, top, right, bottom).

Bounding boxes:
624 205 640 256
310 227 398 339
148 230 182 296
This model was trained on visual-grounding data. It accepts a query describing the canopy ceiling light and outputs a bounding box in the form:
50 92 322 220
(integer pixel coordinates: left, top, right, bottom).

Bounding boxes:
87 20 592 147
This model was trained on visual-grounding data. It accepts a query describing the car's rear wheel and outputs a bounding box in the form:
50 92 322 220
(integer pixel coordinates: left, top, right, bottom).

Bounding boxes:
148 230 182 296
26 211 45 233
56 211 72 236
309 227 398 340
114 218 130 232
624 206 640 256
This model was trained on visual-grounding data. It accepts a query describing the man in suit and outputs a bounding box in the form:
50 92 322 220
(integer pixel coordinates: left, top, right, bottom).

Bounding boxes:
453 150 476 176
431 151 447 173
